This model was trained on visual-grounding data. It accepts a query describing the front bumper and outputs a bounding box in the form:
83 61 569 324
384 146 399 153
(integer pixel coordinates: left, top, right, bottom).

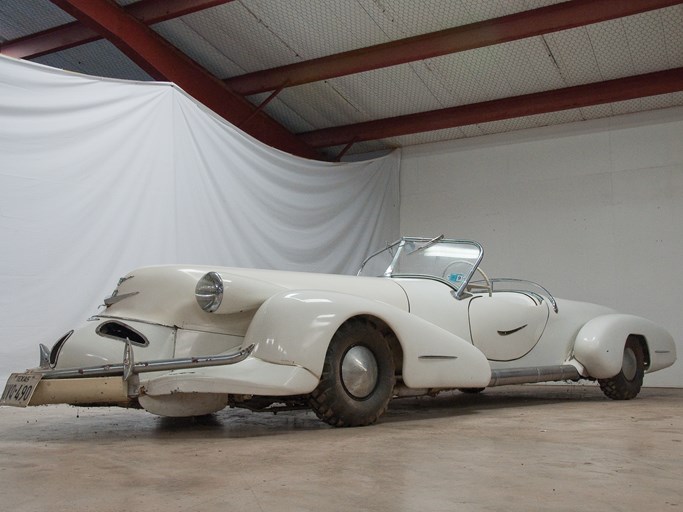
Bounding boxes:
5 345 319 415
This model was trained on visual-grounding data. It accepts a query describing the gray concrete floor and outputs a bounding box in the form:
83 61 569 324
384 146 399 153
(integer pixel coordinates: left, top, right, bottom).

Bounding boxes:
0 385 681 512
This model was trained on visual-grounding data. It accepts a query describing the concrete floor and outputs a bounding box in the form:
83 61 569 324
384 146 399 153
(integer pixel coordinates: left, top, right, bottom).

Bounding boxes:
1 385 681 512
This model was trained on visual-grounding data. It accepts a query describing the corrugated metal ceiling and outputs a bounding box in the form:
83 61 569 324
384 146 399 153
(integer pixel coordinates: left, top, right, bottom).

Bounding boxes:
1 0 682 159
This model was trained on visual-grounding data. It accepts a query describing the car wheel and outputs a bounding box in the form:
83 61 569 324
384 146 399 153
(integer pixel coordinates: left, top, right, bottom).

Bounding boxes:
308 319 395 427
598 337 645 400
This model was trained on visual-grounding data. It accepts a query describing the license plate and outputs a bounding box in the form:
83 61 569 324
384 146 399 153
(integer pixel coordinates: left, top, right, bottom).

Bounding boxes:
0 373 43 407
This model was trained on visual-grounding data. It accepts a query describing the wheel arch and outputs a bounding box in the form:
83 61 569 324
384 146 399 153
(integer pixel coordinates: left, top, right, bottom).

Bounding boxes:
339 312 490 389
244 290 410 382
244 289 491 389
573 314 672 379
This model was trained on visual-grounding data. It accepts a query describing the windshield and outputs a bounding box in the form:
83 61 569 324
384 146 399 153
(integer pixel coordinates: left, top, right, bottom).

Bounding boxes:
358 236 484 298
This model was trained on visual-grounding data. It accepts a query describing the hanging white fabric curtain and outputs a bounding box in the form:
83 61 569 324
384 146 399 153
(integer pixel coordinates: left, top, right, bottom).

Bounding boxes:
0 55 400 379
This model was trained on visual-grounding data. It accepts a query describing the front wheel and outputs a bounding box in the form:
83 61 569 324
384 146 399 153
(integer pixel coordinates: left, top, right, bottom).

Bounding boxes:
598 337 645 400
308 319 395 427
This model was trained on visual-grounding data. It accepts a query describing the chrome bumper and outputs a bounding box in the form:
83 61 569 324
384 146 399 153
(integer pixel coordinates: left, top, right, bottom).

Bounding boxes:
21 343 255 406
38 342 255 380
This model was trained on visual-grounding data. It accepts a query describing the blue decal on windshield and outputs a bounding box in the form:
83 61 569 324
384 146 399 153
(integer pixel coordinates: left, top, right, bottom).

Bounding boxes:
448 273 465 283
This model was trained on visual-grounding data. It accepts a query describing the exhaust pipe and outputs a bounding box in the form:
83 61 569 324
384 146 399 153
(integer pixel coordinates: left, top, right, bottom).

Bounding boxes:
489 365 581 387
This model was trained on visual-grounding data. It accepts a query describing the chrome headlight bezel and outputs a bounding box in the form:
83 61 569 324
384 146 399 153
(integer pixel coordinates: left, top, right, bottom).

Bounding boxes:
195 272 224 313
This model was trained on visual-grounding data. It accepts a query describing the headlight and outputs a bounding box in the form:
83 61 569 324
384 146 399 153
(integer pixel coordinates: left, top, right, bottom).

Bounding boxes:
195 272 224 312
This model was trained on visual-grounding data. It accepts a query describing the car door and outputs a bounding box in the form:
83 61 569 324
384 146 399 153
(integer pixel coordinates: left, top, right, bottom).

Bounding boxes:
468 292 549 361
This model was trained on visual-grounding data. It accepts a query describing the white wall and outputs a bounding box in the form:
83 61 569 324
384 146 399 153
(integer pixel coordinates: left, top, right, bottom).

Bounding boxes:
400 107 683 387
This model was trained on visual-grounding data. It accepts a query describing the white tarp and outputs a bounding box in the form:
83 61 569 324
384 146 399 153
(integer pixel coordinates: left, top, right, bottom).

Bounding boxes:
0 55 399 380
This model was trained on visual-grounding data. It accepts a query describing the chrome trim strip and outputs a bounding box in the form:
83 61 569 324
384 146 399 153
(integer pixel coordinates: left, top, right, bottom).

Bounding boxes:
384 239 407 277
93 315 174 329
357 239 402 276
36 344 255 380
497 324 528 336
489 278 559 313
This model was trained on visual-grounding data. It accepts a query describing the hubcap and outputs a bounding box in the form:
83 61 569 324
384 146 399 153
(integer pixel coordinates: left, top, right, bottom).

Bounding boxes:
622 346 638 381
341 345 379 399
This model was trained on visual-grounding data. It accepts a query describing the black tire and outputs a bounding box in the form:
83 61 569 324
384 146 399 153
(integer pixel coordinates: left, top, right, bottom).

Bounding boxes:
308 319 395 427
458 388 485 394
598 337 645 400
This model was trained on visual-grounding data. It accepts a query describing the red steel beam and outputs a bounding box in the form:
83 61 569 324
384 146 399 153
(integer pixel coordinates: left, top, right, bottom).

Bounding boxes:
298 68 683 148
1 0 233 59
226 0 683 96
48 0 317 159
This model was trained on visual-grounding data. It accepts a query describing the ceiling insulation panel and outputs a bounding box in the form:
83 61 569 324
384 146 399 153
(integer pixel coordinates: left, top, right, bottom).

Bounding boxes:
33 39 152 81
0 0 73 41
1 0 681 156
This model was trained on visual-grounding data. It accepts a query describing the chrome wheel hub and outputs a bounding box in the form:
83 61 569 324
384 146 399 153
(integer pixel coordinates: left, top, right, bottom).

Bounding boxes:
622 346 638 381
341 345 378 399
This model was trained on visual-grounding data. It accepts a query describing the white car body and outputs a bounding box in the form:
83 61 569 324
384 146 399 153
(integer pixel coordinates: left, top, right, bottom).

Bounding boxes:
2 236 676 426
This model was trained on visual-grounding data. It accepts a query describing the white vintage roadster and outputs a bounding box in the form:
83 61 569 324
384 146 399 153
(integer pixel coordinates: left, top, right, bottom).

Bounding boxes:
2 236 677 427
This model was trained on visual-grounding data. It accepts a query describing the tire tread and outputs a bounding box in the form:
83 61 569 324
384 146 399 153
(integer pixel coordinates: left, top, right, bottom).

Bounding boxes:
308 319 394 427
598 338 644 401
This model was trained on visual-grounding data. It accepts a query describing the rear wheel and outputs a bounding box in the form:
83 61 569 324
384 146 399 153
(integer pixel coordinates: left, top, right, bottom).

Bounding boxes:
598 337 645 400
309 319 395 427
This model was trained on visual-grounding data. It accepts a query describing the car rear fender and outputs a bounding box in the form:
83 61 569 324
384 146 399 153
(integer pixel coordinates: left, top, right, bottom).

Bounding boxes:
244 290 491 389
573 314 676 378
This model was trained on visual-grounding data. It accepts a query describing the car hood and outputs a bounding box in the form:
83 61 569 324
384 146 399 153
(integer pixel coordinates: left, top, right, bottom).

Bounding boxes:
100 265 409 335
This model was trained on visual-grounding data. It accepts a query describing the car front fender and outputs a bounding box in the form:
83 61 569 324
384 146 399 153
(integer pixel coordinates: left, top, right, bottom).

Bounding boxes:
244 290 491 390
573 314 676 378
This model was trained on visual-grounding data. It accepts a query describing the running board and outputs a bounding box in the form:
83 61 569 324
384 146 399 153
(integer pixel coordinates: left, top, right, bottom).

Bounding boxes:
488 365 581 387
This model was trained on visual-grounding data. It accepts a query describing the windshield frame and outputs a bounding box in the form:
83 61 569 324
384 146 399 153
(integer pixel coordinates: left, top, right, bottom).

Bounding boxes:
357 236 484 299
